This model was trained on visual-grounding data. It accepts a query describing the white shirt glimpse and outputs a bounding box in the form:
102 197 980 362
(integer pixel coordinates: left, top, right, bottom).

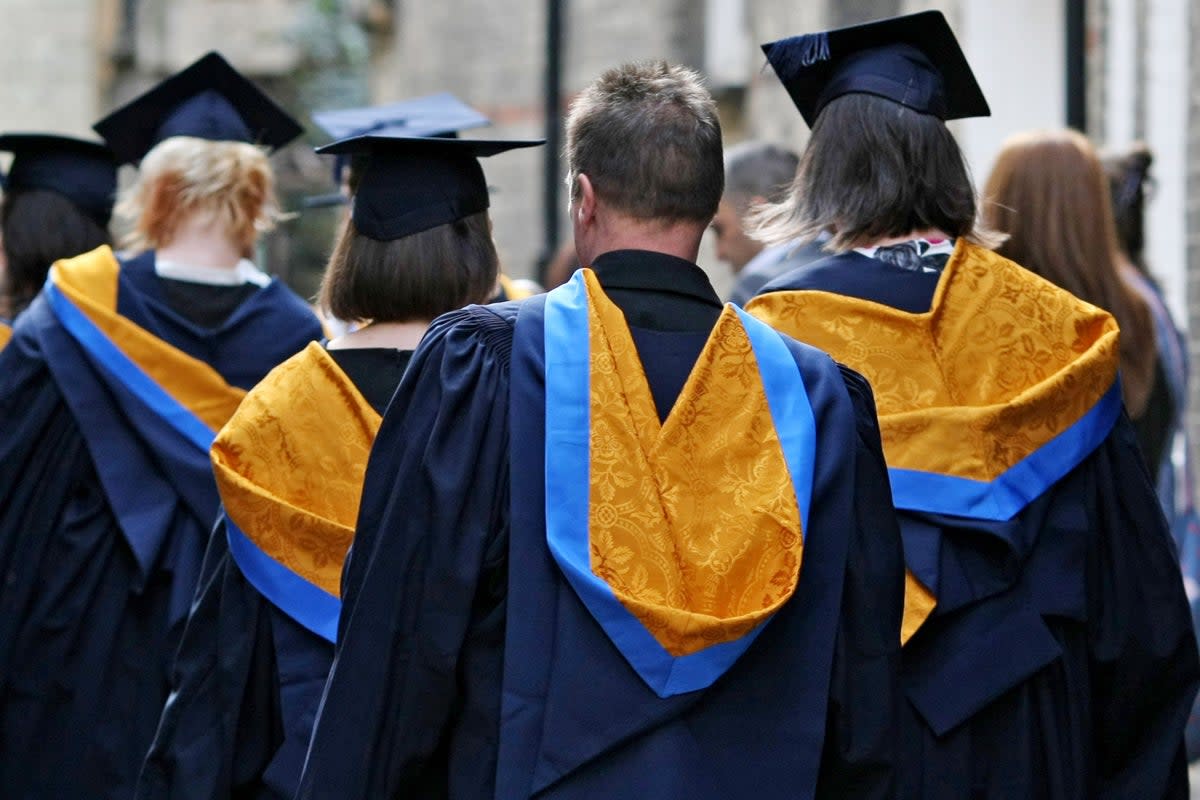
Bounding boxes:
154 258 271 287
854 238 955 261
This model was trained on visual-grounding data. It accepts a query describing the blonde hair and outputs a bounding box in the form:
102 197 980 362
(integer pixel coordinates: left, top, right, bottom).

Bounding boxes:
116 136 279 254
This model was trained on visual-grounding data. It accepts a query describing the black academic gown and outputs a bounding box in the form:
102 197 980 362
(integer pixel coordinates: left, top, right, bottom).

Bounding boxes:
297 250 906 799
134 347 410 800
758 252 1200 799
0 251 322 800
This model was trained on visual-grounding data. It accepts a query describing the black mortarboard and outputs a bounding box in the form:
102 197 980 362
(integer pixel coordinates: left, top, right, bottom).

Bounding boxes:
312 93 490 141
92 52 304 165
0 133 118 227
762 10 990 128
314 135 543 240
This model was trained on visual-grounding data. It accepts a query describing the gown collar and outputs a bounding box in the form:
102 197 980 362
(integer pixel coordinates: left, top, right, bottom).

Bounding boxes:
589 249 722 308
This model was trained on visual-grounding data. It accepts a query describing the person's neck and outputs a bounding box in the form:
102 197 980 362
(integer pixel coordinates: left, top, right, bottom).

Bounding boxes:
327 320 429 351
857 228 949 249
578 214 704 266
156 218 248 270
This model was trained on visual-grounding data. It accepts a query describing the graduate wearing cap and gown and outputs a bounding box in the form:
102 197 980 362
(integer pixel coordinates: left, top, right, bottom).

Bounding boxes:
297 62 904 800
308 94 534 303
312 94 540 305
136 132 539 800
0 52 322 799
746 12 1199 798
302 93 494 334
0 134 117 343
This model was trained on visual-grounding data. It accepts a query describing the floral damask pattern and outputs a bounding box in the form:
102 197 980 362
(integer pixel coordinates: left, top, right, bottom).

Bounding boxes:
747 242 1119 643
211 342 381 597
747 241 1119 482
582 271 803 658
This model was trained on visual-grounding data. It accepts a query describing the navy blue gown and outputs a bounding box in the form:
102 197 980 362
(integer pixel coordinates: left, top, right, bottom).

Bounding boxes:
758 249 1200 799
0 251 321 799
134 348 410 800
296 250 906 799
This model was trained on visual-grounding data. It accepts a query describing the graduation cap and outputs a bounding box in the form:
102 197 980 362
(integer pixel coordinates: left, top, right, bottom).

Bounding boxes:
314 135 542 240
312 93 490 142
92 52 303 165
0 133 118 227
762 10 990 128
313 93 491 191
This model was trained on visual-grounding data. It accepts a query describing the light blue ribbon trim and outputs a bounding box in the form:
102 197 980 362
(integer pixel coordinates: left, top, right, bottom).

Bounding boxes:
45 279 216 453
544 271 817 697
226 517 341 644
889 381 1122 520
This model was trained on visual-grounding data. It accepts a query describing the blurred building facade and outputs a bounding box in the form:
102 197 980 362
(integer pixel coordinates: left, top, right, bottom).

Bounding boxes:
0 0 1196 418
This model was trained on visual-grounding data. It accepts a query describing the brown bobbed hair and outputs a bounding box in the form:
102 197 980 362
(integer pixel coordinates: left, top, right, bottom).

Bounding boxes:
754 93 1001 251
2 189 111 316
566 61 724 224
319 210 499 324
116 136 279 256
983 129 1157 417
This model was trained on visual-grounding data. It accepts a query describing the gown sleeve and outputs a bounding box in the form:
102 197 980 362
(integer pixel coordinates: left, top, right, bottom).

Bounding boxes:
296 305 513 800
1088 415 1200 798
815 366 904 800
135 515 281 800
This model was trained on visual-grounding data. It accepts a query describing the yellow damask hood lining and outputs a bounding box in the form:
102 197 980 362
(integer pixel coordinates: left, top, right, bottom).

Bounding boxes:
747 240 1119 483
212 342 381 597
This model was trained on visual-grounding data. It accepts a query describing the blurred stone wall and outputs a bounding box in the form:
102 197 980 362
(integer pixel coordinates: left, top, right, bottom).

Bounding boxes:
0 0 110 134
127 0 303 78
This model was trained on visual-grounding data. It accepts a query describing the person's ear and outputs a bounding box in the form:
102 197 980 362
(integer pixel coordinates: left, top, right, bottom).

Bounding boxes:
576 173 597 225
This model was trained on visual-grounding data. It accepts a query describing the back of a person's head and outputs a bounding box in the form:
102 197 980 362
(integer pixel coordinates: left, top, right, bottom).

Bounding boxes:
115 135 278 255
723 141 799 209
319 211 499 325
985 130 1124 300
984 128 1156 415
755 93 995 251
566 61 723 223
1102 143 1153 271
2 189 111 314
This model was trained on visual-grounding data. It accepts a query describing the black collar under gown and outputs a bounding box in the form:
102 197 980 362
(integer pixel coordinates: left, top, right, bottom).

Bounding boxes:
295 250 907 799
0 250 322 799
753 243 1200 799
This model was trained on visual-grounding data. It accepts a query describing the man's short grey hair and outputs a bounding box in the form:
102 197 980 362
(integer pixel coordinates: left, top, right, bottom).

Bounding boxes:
724 141 799 208
565 61 724 223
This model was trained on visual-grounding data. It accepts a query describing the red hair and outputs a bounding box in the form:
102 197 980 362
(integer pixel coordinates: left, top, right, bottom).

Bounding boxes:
117 136 279 255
